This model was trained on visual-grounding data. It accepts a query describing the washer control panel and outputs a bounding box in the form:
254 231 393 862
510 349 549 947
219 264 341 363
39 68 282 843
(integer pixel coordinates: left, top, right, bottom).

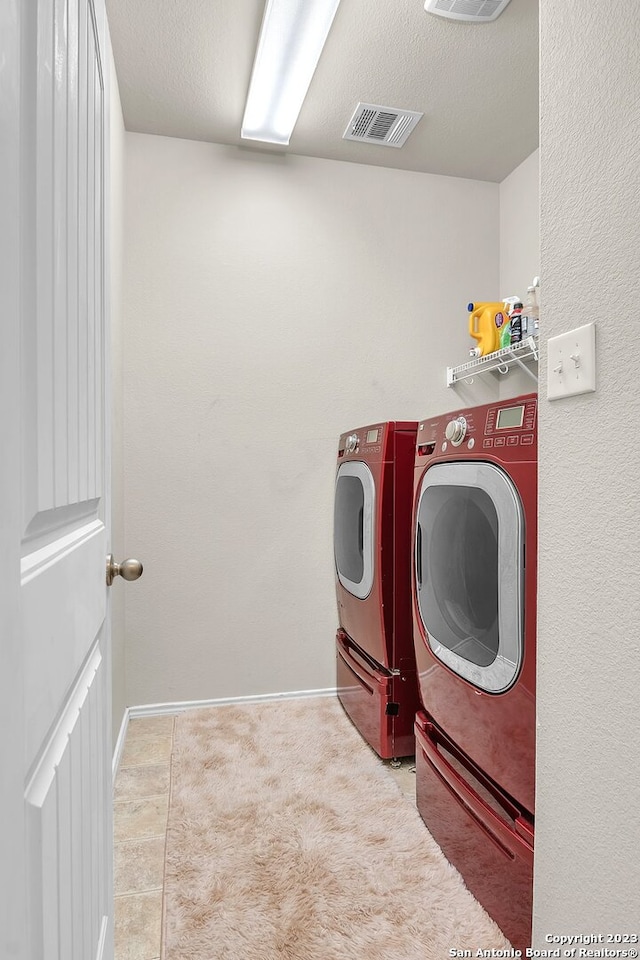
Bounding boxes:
416 395 537 459
444 416 467 446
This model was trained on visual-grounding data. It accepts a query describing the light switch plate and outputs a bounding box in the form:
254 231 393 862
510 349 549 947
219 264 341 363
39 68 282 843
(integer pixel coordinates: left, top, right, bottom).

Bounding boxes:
547 322 596 400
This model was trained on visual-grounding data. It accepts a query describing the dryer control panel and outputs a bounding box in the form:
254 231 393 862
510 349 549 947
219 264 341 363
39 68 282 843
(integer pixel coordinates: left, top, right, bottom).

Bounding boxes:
416 394 538 460
338 424 384 458
338 421 418 462
483 397 537 450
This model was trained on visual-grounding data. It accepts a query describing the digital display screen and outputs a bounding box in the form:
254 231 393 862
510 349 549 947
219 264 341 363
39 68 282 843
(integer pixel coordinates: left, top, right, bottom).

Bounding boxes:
366 429 379 443
496 406 525 429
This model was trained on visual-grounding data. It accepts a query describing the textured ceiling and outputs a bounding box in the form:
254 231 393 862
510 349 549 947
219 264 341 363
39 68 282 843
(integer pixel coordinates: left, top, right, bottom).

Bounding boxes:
107 0 539 183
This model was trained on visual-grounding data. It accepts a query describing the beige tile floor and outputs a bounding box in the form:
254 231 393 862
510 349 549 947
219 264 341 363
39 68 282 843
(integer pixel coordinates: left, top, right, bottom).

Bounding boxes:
113 715 175 960
388 755 417 804
112 713 415 960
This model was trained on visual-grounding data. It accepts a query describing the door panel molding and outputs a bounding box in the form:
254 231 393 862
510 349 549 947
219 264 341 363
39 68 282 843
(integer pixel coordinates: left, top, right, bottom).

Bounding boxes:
26 647 110 960
23 497 100 545
24 0 105 527
23 520 107 767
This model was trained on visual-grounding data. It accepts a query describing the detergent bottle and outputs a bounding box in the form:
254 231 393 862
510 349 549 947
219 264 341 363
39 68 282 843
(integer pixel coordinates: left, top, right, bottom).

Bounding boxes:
468 302 507 358
500 296 520 348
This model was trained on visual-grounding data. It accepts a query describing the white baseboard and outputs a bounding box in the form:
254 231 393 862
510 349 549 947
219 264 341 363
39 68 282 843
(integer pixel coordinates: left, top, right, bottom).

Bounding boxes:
112 707 130 779
128 687 338 719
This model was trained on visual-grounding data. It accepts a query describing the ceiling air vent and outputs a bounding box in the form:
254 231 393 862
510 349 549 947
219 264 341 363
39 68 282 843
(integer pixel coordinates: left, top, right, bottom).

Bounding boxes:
424 0 513 22
343 103 423 149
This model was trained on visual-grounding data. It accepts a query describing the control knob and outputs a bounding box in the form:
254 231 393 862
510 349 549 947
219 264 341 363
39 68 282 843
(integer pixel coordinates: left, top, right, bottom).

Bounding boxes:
345 434 359 453
445 416 467 446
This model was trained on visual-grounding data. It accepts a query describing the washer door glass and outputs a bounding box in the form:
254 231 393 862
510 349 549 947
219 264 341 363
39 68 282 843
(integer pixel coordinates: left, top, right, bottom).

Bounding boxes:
334 461 375 600
415 461 524 693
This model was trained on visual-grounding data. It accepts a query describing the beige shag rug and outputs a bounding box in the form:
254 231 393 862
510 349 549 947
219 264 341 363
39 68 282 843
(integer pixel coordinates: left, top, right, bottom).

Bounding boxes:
162 696 511 959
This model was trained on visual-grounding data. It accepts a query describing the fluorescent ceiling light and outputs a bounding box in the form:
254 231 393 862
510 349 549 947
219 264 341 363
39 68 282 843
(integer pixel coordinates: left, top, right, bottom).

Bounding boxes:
241 0 342 145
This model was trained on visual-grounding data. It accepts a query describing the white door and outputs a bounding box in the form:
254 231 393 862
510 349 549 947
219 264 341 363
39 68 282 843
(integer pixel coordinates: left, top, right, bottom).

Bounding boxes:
1 0 113 956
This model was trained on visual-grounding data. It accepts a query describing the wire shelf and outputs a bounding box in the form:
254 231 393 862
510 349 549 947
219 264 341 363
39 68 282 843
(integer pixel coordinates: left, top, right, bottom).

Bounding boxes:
447 336 539 387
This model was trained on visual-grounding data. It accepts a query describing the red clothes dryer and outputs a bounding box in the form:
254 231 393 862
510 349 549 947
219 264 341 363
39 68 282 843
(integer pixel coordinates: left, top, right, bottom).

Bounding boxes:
411 394 537 949
334 421 420 760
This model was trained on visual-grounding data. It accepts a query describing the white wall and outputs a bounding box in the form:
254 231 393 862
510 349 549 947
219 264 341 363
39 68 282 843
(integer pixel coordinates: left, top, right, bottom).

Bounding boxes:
109 41 127 748
499 149 539 400
123 133 499 706
500 149 539 307
534 0 640 940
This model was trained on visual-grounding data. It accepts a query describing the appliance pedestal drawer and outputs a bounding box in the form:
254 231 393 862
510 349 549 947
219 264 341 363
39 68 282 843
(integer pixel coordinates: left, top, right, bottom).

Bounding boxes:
336 631 415 759
415 711 533 950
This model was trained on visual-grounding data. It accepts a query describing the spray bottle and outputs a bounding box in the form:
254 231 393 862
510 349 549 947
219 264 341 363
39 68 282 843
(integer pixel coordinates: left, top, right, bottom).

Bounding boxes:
522 276 540 338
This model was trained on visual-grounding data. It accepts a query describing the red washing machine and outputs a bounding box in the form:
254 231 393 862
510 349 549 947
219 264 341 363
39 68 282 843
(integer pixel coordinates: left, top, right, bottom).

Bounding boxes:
334 421 420 760
411 394 537 950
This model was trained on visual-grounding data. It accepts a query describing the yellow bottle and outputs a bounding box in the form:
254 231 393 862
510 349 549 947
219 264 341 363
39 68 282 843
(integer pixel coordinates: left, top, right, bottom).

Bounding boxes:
468 302 508 357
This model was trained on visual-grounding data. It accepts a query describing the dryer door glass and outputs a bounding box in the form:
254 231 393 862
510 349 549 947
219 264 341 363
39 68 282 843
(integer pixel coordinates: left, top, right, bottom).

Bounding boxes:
334 461 375 600
416 462 523 693
335 476 364 584
421 485 499 667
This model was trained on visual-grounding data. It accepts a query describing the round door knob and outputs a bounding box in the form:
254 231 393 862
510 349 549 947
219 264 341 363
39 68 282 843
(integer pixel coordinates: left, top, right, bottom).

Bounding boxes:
106 554 144 586
445 416 467 446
